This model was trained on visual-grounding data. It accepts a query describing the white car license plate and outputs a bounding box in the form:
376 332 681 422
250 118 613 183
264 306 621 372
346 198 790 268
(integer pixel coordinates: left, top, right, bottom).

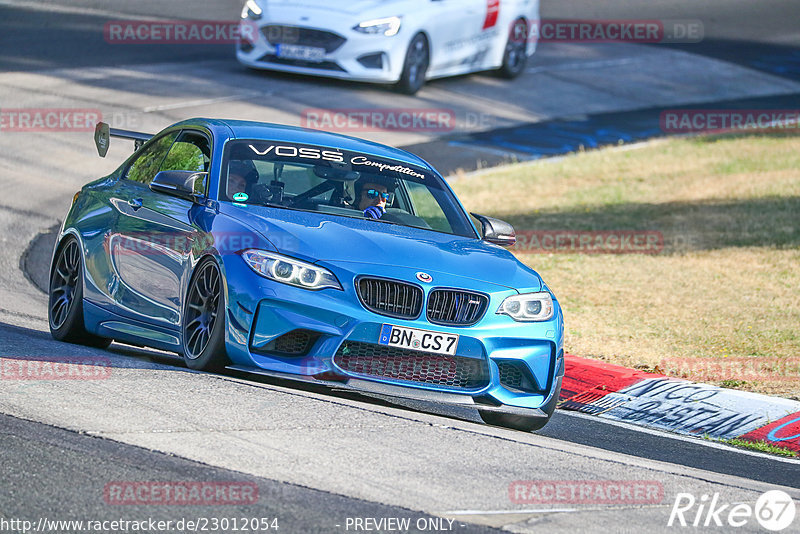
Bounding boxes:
275 44 325 62
378 324 459 356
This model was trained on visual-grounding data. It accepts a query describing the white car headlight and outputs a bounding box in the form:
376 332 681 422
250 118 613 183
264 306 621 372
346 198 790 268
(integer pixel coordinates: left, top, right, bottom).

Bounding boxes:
497 292 554 322
353 16 402 37
241 0 262 19
241 250 341 291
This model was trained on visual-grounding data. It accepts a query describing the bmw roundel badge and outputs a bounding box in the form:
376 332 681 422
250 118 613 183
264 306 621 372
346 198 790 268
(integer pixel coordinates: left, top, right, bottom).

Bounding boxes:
416 272 433 283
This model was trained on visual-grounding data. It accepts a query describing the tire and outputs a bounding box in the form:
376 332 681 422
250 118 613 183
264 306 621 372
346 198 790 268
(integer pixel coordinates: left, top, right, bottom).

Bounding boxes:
497 18 528 79
396 33 429 95
479 385 560 432
182 258 229 371
48 237 112 349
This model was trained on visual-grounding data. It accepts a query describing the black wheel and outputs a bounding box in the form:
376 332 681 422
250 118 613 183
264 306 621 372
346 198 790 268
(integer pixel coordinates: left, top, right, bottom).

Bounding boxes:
48 237 111 348
396 33 429 95
479 384 560 432
497 18 528 79
182 258 229 371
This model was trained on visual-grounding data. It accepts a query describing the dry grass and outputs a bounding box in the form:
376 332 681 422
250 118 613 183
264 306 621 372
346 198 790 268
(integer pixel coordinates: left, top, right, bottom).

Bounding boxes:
453 133 800 399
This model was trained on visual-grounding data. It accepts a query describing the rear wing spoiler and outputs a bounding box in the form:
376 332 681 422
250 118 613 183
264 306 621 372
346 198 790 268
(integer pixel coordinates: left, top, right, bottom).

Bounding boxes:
94 122 153 157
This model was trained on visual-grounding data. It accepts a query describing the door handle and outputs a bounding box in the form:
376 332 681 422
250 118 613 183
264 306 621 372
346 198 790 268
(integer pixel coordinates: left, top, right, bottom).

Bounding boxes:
128 198 143 210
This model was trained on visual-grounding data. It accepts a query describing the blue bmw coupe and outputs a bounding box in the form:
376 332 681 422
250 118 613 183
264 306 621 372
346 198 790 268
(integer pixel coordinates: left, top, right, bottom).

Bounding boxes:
49 118 564 430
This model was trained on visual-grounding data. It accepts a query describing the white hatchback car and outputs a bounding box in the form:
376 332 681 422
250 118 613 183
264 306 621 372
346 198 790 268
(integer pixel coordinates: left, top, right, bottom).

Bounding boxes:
236 0 539 94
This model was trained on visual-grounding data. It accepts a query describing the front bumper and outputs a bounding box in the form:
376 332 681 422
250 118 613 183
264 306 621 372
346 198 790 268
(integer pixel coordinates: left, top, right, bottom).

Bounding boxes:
222 257 565 415
236 21 409 83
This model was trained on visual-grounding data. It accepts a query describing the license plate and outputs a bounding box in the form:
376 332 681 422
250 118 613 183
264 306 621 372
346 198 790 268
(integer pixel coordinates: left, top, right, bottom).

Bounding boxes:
378 324 459 356
275 44 325 62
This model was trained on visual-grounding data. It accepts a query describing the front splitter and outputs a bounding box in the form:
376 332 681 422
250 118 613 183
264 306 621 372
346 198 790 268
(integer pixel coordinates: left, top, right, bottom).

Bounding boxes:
226 364 549 419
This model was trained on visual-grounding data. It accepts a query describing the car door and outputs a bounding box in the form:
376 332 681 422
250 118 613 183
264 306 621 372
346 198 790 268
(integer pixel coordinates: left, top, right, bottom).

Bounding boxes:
110 129 211 328
82 130 177 315
426 0 490 73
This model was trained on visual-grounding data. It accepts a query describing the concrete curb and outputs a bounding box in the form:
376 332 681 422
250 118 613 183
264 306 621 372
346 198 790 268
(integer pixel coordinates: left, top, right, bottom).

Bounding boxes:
559 354 800 453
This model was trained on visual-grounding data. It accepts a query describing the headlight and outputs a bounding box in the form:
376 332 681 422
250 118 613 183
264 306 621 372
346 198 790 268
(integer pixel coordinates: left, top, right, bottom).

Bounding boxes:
353 16 402 36
497 292 554 322
241 0 262 19
240 250 342 291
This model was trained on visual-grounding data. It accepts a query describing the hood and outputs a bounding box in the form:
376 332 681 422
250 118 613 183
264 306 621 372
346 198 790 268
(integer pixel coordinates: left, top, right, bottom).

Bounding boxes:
262 0 409 17
224 205 543 292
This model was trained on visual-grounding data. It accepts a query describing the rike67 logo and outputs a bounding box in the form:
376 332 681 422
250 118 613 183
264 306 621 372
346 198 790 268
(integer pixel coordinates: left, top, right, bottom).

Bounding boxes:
668 490 796 531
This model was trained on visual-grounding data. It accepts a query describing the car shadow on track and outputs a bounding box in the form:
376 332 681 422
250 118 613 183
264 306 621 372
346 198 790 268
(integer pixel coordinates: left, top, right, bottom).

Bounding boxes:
0 321 187 372
0 320 480 419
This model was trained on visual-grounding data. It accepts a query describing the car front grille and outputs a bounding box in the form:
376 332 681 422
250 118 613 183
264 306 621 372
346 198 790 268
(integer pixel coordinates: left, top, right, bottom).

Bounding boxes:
426 289 488 326
356 277 423 320
262 25 346 53
334 341 490 390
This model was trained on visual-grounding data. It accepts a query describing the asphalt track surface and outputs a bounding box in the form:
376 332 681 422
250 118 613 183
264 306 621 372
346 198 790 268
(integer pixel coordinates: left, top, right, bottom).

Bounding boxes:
1 1 800 532
0 412 498 534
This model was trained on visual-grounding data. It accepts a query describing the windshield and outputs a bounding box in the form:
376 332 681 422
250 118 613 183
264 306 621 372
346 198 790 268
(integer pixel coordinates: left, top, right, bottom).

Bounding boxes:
220 140 477 238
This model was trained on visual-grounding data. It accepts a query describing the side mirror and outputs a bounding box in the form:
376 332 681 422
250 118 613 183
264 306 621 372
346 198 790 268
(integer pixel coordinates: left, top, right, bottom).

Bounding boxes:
150 170 207 203
471 213 516 247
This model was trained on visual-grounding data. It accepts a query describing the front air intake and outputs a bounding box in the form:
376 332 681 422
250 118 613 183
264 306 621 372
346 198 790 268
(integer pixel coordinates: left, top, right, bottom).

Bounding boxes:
334 341 490 390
